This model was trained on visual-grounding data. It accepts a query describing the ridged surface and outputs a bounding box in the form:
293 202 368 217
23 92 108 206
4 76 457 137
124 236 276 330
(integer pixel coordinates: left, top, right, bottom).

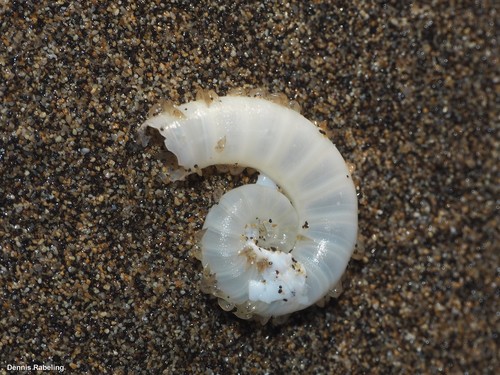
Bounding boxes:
141 95 358 319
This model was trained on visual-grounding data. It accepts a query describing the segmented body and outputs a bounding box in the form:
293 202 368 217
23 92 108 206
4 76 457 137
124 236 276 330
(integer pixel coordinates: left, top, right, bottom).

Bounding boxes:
139 91 358 323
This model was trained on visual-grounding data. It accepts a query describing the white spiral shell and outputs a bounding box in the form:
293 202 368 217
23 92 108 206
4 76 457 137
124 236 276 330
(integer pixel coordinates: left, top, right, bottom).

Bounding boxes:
139 91 358 323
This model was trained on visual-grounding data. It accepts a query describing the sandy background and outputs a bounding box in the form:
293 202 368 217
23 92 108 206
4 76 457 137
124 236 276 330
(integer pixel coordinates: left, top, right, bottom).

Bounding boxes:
1 1 498 374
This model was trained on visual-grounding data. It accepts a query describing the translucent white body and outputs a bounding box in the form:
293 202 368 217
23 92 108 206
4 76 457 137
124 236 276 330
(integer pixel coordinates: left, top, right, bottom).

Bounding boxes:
139 95 358 322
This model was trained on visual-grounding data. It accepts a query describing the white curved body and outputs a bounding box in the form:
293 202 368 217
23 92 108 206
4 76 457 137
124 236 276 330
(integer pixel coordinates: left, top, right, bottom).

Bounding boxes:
140 95 358 321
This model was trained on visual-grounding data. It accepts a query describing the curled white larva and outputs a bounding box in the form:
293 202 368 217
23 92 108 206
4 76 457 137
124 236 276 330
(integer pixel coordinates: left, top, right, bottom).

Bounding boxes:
139 91 358 323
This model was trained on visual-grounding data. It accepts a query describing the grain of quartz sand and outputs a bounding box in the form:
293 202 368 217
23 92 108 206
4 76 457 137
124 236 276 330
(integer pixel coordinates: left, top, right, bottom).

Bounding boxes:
0 1 497 374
